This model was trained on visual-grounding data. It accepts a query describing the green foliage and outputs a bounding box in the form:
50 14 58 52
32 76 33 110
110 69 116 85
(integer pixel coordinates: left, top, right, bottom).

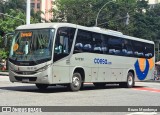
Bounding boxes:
0 0 26 13
52 0 97 26
0 9 25 32
0 49 8 59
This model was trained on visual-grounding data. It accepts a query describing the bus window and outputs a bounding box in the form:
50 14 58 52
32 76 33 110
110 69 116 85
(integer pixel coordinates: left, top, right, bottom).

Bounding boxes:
74 30 92 53
122 39 134 56
92 33 102 54
108 36 122 55
132 41 145 58
144 43 154 58
54 27 76 62
101 34 108 54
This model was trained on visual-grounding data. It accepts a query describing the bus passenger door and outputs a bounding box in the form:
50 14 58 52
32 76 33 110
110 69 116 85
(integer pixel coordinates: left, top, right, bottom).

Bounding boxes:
52 60 70 84
52 27 76 84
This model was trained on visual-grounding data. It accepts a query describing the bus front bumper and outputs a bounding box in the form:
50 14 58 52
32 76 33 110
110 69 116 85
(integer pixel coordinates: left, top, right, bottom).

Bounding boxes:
9 69 52 84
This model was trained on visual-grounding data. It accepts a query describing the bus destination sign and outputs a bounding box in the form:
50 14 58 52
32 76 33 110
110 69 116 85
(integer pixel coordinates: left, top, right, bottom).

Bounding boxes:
21 32 32 38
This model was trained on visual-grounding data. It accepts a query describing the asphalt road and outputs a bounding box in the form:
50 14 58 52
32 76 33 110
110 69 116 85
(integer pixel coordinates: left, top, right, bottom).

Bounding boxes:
0 75 160 115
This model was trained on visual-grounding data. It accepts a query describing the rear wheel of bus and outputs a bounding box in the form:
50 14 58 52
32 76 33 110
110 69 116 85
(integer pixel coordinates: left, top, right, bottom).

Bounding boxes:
36 84 49 90
68 72 82 91
119 72 134 88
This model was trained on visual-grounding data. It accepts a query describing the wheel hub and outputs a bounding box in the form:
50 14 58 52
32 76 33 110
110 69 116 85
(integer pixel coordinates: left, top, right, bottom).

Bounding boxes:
73 77 80 87
128 75 133 86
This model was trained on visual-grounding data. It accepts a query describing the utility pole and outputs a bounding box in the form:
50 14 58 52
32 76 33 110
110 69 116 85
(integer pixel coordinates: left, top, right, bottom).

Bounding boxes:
26 0 30 25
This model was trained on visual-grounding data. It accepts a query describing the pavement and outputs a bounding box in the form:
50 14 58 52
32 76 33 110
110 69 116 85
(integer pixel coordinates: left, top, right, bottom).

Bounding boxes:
144 79 160 83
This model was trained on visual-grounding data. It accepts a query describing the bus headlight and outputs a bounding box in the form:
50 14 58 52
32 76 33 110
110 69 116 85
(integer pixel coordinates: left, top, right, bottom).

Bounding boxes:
36 64 51 72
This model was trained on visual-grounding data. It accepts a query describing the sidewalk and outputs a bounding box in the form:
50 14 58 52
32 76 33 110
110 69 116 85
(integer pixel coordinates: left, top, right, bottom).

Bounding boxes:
0 71 9 76
142 79 160 83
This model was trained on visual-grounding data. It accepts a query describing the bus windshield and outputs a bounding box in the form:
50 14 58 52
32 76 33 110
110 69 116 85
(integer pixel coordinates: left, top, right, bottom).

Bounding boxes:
9 29 55 66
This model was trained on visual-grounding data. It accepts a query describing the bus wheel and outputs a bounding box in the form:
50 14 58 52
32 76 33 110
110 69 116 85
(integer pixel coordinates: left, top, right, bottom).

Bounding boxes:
36 84 48 90
68 73 82 91
93 83 106 88
119 72 134 88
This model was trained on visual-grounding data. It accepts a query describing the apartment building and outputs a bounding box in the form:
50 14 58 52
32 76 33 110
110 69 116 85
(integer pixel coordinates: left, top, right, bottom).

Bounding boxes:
148 0 160 4
148 0 160 8
31 0 41 12
31 0 54 22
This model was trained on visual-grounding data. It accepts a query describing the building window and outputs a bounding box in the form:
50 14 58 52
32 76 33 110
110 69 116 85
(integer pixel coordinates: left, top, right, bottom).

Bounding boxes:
31 3 35 9
37 3 40 9
31 0 35 3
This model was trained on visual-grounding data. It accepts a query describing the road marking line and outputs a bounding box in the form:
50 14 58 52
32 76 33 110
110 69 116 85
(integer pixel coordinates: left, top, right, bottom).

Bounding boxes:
133 87 160 93
127 112 157 115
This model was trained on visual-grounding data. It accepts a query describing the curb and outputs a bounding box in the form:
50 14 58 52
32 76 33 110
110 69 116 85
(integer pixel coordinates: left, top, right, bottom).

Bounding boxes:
143 80 160 83
0 72 9 76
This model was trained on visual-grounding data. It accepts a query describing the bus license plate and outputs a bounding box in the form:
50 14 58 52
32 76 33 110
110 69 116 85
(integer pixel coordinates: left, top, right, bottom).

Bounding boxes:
22 78 29 83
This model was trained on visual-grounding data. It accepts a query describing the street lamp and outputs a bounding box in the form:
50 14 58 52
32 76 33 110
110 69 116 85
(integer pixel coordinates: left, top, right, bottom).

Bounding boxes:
97 12 130 27
95 0 116 27
125 13 130 25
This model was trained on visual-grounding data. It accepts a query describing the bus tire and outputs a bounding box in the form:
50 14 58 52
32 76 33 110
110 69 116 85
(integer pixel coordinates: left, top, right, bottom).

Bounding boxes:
36 84 48 90
93 83 106 88
119 72 134 88
68 73 82 91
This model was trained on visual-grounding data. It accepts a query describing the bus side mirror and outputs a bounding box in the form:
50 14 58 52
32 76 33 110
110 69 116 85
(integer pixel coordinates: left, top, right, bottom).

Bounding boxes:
3 33 14 48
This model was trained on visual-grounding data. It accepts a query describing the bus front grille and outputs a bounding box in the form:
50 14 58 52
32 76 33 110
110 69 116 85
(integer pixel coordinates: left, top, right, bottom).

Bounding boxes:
14 71 37 75
15 76 37 82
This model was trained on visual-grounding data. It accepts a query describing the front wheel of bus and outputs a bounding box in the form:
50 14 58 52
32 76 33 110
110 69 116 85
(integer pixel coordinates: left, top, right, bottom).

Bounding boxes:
36 84 48 90
68 73 82 91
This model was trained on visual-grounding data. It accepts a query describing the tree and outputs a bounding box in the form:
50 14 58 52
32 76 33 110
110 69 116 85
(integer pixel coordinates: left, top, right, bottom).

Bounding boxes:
130 2 160 41
97 0 137 31
2 0 26 13
52 0 97 26
31 9 44 23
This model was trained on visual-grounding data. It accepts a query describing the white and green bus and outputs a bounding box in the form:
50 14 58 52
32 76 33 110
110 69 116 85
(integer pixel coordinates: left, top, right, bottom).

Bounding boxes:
8 23 155 91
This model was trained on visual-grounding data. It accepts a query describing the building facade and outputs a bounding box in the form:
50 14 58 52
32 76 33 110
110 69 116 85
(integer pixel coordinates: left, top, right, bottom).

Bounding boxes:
31 0 54 22
31 0 41 12
148 0 160 4
148 0 160 8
